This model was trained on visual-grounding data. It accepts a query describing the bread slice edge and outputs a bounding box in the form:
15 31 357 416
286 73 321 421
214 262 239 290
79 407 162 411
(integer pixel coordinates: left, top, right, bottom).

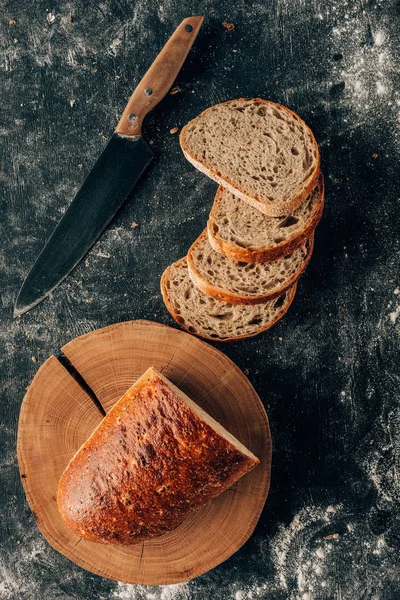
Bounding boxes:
161 258 298 342
187 233 314 305
180 98 321 217
207 174 324 263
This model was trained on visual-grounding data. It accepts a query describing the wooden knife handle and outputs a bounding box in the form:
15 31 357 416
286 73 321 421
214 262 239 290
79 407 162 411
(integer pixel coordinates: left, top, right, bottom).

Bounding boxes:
115 16 204 137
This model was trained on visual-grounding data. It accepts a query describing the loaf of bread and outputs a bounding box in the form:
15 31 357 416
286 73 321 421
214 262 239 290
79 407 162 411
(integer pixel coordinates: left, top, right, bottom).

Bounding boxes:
57 368 259 545
207 174 324 263
161 257 296 341
187 229 313 305
180 98 320 216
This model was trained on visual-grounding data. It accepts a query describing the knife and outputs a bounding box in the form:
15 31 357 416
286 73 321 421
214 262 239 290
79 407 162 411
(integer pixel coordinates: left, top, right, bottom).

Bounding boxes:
14 16 204 317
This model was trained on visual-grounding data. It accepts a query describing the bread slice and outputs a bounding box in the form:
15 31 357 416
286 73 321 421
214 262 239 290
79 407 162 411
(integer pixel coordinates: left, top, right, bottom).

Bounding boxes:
208 173 324 263
180 98 320 216
187 230 313 305
161 258 296 341
57 367 259 545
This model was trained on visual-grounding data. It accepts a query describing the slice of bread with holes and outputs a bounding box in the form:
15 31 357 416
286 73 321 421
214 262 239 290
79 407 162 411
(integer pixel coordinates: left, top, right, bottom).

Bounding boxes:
180 99 320 217
161 258 296 341
208 173 324 263
187 230 313 305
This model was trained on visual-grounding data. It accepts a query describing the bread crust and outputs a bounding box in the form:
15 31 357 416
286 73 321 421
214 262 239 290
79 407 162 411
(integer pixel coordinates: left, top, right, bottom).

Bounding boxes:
180 98 321 217
161 258 297 342
207 174 324 263
187 232 313 305
57 368 258 545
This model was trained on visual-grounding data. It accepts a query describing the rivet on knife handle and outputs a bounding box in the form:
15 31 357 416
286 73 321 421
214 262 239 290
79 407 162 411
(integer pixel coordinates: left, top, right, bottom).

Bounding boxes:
115 16 204 137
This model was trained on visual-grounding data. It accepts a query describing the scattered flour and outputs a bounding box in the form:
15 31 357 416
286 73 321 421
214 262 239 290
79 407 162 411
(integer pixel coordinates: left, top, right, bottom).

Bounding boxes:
387 289 400 324
46 11 56 24
266 501 398 599
110 582 190 600
270 504 342 593
0 510 51 600
388 305 400 324
329 3 400 127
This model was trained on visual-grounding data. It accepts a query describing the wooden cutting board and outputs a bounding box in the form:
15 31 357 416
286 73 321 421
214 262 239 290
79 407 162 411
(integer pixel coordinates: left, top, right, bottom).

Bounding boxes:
17 320 271 585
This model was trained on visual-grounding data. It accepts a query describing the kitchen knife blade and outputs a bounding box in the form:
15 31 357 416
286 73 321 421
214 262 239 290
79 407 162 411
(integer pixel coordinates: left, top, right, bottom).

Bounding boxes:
14 15 204 317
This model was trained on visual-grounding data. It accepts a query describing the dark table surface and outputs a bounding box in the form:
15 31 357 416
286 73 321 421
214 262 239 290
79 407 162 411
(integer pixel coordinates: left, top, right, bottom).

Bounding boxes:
1 1 399 599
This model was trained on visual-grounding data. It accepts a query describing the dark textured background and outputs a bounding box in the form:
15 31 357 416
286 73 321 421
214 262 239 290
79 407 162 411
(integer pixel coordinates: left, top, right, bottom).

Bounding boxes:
1 1 399 598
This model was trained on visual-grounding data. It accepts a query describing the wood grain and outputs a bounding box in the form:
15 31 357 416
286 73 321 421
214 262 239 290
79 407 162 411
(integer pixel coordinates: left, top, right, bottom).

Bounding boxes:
115 16 204 136
18 321 271 585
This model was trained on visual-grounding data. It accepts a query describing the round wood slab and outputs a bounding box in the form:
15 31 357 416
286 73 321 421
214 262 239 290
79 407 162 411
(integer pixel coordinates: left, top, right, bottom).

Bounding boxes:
17 320 271 585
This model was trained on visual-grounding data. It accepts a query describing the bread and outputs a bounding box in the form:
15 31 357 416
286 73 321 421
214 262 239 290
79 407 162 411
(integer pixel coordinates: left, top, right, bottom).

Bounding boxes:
180 98 320 216
208 174 324 263
161 257 296 341
57 368 259 545
187 230 313 305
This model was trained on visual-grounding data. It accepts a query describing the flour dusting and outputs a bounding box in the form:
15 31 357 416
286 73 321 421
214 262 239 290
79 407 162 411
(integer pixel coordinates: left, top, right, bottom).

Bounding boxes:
270 504 342 593
328 1 400 131
388 305 400 324
111 582 190 600
265 501 398 599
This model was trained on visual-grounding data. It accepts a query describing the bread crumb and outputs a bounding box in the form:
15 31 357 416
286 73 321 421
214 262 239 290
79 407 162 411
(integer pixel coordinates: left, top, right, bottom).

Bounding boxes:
325 533 339 540
9 19 16 24
131 221 139 229
31 356 37 363
170 127 179 134
78 163 83 169
222 21 235 31
372 153 378 158
170 86 181 95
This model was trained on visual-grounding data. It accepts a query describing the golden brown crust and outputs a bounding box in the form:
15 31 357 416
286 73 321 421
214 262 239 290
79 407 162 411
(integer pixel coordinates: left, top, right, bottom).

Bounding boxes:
187 232 314 305
160 258 297 342
207 174 324 263
180 98 321 217
57 368 258 545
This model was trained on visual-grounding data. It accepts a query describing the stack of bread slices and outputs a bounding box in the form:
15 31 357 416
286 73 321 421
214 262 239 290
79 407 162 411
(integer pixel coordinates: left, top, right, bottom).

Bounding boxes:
161 99 324 342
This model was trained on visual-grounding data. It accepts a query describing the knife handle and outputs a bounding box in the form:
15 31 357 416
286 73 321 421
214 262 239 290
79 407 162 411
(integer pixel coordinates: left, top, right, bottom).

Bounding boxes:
115 16 204 137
